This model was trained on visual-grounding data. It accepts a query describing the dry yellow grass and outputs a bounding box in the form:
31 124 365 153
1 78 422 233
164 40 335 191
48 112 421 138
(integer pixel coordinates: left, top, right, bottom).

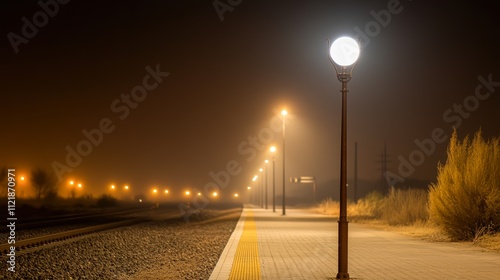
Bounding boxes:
429 130 500 241
472 233 500 251
315 199 500 253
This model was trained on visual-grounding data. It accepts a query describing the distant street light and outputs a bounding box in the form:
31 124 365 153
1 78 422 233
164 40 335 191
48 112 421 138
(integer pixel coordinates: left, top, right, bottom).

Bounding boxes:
68 180 81 199
281 109 287 216
153 188 158 194
20 176 25 181
329 36 360 279
111 185 116 190
264 159 269 210
259 168 263 208
164 189 169 194
252 175 259 206
270 146 277 212
124 185 129 190
185 190 191 196
247 186 252 204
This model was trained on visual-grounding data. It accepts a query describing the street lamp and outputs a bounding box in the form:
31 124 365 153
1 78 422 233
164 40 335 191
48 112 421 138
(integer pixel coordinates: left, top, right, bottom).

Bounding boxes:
264 159 269 209
247 186 252 204
259 168 263 208
281 109 287 216
270 146 277 212
329 36 360 279
252 175 259 206
19 175 26 198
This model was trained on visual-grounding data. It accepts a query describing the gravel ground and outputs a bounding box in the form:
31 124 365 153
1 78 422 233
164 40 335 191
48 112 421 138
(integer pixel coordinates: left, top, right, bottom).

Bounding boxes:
1 209 240 280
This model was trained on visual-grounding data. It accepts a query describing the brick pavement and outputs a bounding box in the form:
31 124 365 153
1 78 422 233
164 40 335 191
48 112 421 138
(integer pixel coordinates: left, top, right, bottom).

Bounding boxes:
210 207 500 279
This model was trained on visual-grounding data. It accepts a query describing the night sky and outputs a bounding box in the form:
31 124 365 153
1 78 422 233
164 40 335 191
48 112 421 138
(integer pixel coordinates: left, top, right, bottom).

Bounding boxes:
2 0 499 201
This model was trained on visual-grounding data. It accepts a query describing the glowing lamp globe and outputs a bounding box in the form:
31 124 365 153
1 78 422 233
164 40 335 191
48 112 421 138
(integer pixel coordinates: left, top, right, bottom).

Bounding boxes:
329 37 360 66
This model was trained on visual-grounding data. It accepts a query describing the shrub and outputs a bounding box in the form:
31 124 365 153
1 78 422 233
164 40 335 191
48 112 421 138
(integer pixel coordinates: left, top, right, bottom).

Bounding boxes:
377 187 429 225
429 130 500 241
317 197 340 216
349 191 384 218
317 189 428 225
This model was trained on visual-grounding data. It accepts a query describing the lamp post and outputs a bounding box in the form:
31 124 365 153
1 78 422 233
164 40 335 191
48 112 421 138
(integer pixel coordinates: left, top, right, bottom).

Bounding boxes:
281 109 287 216
247 186 252 204
270 146 277 212
69 180 75 199
329 36 360 279
252 175 258 206
264 160 269 209
259 168 264 208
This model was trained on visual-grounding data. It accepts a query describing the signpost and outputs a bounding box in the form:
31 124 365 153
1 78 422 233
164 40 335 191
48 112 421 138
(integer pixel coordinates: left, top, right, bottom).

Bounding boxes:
290 176 316 203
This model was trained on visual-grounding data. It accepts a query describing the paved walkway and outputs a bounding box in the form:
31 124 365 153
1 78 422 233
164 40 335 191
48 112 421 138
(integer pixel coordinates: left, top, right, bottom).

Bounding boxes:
210 206 500 280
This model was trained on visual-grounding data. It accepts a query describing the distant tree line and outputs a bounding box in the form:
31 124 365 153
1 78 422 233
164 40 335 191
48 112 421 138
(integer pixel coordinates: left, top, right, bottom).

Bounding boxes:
0 167 58 201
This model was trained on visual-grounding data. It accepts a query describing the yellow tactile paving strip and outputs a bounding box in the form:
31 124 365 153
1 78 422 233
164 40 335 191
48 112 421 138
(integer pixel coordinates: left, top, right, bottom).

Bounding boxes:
228 210 261 280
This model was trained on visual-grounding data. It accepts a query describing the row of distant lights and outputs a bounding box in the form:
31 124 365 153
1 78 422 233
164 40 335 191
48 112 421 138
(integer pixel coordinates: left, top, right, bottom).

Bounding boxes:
22 177 240 198
110 185 239 198
249 144 278 183
155 189 239 198
110 184 130 190
69 180 83 188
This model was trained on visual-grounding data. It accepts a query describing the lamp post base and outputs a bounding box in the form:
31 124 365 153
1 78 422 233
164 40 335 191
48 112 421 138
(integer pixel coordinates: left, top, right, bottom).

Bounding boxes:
336 273 350 279
337 219 349 279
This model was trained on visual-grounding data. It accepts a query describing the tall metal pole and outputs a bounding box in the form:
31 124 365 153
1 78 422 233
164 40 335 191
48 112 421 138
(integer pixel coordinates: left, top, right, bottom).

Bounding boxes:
329 36 359 279
282 114 286 216
260 174 264 208
258 179 261 207
337 76 349 279
354 141 358 202
273 156 276 212
265 164 268 209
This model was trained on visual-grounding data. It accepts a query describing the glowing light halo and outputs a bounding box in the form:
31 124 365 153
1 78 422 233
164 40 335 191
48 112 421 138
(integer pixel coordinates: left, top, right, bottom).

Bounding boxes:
330 37 360 66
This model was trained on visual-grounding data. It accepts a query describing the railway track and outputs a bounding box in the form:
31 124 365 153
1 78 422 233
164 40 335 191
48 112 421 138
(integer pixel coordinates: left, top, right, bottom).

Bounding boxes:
0 217 144 257
0 205 239 258
13 207 152 230
0 206 176 257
